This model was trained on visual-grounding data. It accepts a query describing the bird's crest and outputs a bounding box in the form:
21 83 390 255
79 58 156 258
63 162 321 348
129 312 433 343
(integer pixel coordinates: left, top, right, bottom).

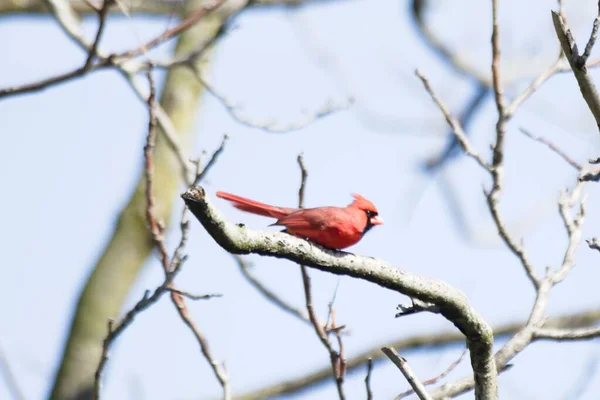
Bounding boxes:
350 193 379 214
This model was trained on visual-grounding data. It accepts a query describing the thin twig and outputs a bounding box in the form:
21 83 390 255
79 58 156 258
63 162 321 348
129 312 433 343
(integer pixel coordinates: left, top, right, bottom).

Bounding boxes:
581 1 600 64
300 264 345 398
520 127 582 170
424 81 489 171
94 73 230 399
429 162 589 399
0 64 106 99
415 70 491 171
417 66 539 289
410 0 489 85
506 53 564 118
365 358 373 400
143 75 170 268
396 349 467 399
491 0 507 167
329 306 347 379
296 153 345 399
233 254 311 323
534 326 600 340
167 288 223 300
193 134 229 185
113 0 226 60
0 0 224 102
189 65 351 133
552 186 586 284
382 347 433 400
84 0 113 69
297 153 308 208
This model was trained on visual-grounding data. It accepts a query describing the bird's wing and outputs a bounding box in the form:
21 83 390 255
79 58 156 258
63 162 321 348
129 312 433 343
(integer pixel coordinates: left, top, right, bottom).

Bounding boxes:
275 207 352 231
274 209 329 229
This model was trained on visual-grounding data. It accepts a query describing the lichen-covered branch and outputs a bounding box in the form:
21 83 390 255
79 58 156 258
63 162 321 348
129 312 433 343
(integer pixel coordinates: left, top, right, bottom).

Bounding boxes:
181 186 498 400
552 5 600 132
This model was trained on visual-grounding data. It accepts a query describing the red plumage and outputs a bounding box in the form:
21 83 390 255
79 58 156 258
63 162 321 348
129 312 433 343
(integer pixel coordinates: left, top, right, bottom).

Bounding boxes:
216 191 383 250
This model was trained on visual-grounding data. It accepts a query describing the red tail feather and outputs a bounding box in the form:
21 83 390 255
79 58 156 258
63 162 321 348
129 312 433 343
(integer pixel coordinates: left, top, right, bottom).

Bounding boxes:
216 191 295 219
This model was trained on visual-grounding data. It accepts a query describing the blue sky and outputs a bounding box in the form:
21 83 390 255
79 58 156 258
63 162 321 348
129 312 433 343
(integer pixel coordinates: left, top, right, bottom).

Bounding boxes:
2 0 600 399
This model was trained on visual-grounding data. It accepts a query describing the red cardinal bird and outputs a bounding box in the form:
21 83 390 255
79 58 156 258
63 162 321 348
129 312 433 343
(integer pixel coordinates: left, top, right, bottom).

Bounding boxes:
216 191 383 250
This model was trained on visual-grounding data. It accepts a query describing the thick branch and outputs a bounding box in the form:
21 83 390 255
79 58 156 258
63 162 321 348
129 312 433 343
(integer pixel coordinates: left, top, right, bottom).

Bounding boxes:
181 186 498 400
552 9 600 132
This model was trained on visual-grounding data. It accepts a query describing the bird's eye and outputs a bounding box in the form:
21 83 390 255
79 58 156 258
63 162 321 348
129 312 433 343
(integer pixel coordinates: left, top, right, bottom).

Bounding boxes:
365 210 377 218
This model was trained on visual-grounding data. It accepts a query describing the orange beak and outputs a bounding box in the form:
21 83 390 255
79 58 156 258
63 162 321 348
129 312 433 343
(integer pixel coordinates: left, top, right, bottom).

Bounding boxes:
370 215 384 225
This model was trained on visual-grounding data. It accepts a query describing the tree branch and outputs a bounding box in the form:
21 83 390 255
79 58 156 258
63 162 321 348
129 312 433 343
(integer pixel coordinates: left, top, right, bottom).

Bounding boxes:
295 153 346 399
233 307 600 399
416 70 491 171
520 128 582 170
552 5 600 132
396 349 466 399
365 358 373 400
382 347 433 400
181 186 498 400
534 326 600 341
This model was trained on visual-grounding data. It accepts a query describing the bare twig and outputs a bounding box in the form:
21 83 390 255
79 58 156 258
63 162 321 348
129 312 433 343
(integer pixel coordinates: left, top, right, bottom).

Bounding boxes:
300 264 345 399
396 349 466 399
430 165 588 399
415 70 491 171
143 77 170 267
0 0 223 100
534 326 600 340
189 65 352 133
418 2 594 399
506 53 564 118
410 0 489 85
381 347 433 400
193 134 228 185
490 0 507 167
424 81 489 171
113 0 226 60
520 128 582 170
94 284 177 398
365 358 373 400
296 153 345 399
233 254 310 323
94 74 230 399
329 306 347 379
297 153 308 208
84 0 113 69
581 1 600 64
552 186 586 284
552 6 600 131
167 288 223 300
417 69 539 289
0 64 107 99
171 296 231 400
